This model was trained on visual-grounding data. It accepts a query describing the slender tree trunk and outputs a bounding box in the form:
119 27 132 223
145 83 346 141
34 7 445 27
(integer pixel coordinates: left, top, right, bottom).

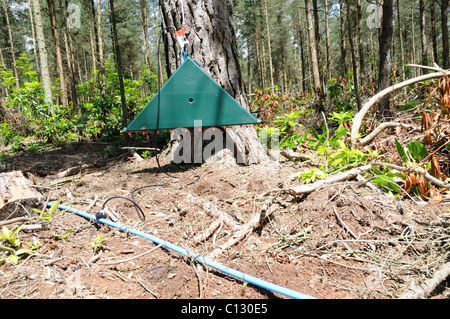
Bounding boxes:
312 0 324 89
258 0 267 89
32 0 53 107
377 0 394 119
140 0 151 70
297 0 307 92
109 0 128 129
346 0 362 111
2 0 19 88
419 0 428 72
160 0 269 165
324 0 331 80
62 0 78 108
86 0 97 80
97 0 105 88
27 0 40 80
411 1 418 76
356 0 365 84
396 0 406 93
339 0 347 77
305 0 324 112
47 0 68 107
263 0 275 92
430 0 438 65
442 0 449 69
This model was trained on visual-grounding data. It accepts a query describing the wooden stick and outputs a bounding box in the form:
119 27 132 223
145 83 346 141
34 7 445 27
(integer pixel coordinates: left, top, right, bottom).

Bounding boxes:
289 165 373 196
399 261 450 299
351 70 450 147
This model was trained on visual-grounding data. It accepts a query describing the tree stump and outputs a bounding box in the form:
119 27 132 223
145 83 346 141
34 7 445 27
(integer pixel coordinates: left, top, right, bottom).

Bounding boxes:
0 171 42 221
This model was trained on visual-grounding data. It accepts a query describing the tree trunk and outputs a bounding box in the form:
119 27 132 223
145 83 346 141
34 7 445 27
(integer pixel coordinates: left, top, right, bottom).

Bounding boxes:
110 0 128 129
258 0 267 89
86 0 97 81
430 0 438 65
62 0 78 108
160 0 269 165
396 0 406 93
339 0 347 77
305 0 324 112
97 0 105 88
140 0 151 70
297 0 307 92
312 0 324 90
324 0 331 80
419 0 428 72
377 0 394 119
27 0 40 81
263 0 275 92
442 0 449 69
356 0 365 84
32 0 53 106
47 0 68 107
2 0 19 89
346 0 362 111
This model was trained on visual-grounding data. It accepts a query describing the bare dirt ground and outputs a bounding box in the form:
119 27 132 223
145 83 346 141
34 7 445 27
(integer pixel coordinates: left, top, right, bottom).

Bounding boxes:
0 142 449 300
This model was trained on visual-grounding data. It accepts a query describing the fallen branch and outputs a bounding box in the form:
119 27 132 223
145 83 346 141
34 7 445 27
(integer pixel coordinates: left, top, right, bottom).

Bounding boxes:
207 195 279 259
399 261 450 299
351 70 450 147
289 165 373 196
359 123 416 146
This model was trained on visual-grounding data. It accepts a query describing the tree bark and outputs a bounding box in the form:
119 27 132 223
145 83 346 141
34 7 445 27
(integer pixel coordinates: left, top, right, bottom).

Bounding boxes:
377 0 394 119
47 0 68 107
27 0 40 81
312 0 324 90
324 0 331 80
32 0 53 106
86 0 97 81
160 0 269 165
2 0 19 88
396 0 406 91
339 0 347 77
419 0 428 72
263 0 275 92
442 0 449 69
297 0 307 92
430 0 438 65
356 0 365 84
346 0 362 111
62 0 78 108
140 0 151 70
305 0 324 112
109 0 128 129
97 0 105 88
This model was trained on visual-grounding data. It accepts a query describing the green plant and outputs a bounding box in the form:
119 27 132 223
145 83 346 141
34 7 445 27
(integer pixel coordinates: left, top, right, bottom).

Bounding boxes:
298 168 327 184
0 225 42 265
33 202 68 240
90 232 107 253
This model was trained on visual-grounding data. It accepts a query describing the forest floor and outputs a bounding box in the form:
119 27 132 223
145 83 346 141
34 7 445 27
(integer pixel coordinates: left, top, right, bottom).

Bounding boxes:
0 140 449 300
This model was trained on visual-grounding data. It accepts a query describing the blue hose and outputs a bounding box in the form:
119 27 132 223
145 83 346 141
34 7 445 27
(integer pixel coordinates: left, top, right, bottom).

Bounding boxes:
49 203 317 300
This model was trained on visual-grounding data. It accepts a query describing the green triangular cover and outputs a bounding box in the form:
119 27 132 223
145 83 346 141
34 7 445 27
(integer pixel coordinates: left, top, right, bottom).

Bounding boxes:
125 58 260 131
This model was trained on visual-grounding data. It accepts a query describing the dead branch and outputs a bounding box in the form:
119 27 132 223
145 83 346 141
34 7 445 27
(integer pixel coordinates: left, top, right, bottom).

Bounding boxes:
359 123 416 146
351 70 450 148
207 195 279 259
399 261 450 299
289 165 373 196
